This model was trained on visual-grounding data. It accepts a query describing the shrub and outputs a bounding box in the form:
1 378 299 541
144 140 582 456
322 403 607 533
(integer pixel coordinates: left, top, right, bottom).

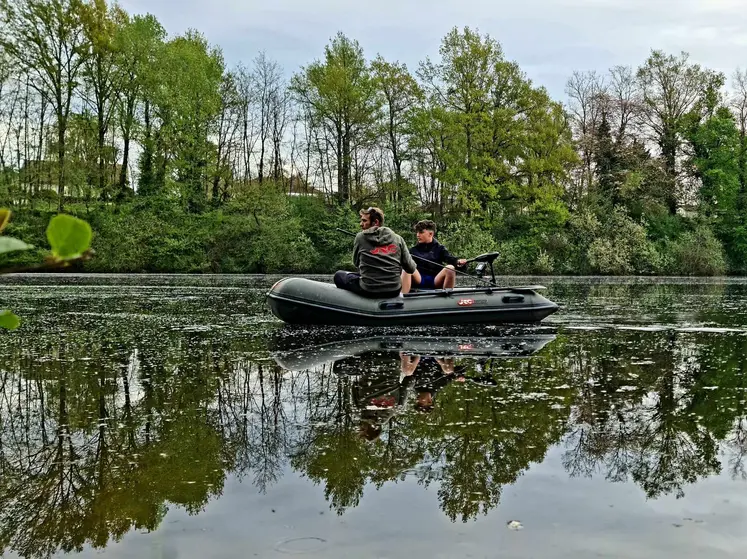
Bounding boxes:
666 226 726 276
439 220 498 261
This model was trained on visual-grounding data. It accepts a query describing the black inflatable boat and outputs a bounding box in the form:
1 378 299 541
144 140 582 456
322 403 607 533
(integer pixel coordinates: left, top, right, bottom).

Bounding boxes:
267 251 558 326
267 279 557 325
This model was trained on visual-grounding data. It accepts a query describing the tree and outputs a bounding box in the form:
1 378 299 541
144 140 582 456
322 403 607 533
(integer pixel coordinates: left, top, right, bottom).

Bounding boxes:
0 53 21 199
0 0 89 210
212 71 241 202
80 0 124 200
565 70 606 205
636 50 724 214
290 32 380 204
415 27 576 232
684 106 740 216
730 69 747 197
607 65 638 143
418 26 503 189
682 105 745 269
252 52 283 185
370 56 423 197
113 12 165 196
593 112 622 208
155 31 224 210
269 85 290 184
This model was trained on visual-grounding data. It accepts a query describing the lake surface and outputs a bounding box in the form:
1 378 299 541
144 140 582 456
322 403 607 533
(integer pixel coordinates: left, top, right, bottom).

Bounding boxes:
1 274 747 558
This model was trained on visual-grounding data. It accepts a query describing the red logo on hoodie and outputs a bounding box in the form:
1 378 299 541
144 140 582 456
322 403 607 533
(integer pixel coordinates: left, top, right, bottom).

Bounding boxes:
371 244 397 255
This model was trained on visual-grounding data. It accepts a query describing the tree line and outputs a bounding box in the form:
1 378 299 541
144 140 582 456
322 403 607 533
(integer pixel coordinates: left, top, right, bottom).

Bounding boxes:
1 0 746 274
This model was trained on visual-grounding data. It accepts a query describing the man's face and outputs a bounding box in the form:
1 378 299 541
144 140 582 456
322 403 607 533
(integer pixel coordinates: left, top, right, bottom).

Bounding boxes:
360 213 372 229
416 392 434 411
416 228 434 243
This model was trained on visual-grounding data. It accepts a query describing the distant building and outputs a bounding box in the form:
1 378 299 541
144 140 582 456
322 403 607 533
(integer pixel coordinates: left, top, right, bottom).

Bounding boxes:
287 174 324 197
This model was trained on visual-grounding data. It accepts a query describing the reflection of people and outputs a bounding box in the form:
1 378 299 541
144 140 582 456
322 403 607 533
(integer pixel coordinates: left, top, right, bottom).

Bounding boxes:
400 353 466 412
346 358 413 441
401 220 467 294
335 349 471 440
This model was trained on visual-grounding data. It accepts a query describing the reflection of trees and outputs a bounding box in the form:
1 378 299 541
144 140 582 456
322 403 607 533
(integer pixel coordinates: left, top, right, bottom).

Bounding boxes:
0 329 296 559
290 348 574 522
289 365 417 514
561 330 741 499
5 282 747 557
688 335 747 481
258 328 747 514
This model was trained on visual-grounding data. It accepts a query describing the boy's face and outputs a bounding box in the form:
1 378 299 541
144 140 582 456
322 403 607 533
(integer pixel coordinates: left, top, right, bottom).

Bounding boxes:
416 228 434 243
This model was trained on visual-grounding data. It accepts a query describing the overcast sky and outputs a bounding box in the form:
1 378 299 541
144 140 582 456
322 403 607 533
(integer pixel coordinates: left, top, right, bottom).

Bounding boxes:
118 0 747 100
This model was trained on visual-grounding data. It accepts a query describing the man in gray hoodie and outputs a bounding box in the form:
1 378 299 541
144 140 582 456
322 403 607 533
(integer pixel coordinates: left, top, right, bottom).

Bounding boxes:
334 207 417 298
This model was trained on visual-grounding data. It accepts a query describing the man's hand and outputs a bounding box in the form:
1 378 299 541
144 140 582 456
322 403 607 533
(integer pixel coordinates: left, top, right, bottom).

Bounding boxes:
435 357 455 374
399 352 420 375
457 258 467 267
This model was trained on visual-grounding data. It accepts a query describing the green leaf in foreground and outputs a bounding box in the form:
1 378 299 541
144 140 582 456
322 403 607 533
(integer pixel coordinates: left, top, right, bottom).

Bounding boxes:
0 310 20 330
46 214 92 260
0 236 32 255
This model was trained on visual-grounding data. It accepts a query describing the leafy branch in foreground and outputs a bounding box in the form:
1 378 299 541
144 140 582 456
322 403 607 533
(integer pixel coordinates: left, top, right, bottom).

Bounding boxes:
0 208 93 330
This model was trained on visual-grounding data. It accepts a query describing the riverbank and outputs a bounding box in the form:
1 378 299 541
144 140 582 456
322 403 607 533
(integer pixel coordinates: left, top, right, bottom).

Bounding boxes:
1 197 734 276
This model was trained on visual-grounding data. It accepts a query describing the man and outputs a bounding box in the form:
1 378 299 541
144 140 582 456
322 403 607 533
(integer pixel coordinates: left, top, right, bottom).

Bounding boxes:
401 220 467 294
334 207 416 299
347 354 413 441
399 353 466 412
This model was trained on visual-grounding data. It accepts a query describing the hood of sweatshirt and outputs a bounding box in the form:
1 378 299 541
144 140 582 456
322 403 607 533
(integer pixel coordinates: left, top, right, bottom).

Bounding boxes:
361 226 397 245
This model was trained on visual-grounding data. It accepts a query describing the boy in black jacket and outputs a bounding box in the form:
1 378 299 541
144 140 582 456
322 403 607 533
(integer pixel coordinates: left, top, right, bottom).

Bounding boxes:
401 220 466 293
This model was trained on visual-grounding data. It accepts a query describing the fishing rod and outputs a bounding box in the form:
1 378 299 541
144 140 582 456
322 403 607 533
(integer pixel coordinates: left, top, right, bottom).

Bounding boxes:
334 227 497 288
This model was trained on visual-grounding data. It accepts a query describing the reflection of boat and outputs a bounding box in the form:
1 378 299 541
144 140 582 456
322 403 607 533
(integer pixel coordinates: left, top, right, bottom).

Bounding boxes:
266 278 558 326
273 333 557 371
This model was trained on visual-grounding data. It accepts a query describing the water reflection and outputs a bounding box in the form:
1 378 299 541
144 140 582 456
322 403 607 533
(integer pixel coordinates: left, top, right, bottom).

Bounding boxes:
1 277 747 557
273 330 563 521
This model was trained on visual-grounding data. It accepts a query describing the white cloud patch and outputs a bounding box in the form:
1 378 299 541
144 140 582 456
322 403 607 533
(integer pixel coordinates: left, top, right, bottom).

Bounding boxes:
119 0 747 98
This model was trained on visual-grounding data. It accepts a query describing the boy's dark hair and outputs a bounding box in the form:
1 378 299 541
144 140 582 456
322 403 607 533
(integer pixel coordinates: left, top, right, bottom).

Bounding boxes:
414 219 436 233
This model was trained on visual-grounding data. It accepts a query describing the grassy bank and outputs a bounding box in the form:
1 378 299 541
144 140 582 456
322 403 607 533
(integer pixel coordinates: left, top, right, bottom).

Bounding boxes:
1 194 734 277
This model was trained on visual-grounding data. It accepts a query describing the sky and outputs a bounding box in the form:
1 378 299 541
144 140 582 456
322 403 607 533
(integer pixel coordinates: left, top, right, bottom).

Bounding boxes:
118 0 747 100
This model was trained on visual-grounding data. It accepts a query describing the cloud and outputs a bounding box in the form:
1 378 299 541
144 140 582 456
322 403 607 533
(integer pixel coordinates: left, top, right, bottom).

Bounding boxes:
118 0 747 99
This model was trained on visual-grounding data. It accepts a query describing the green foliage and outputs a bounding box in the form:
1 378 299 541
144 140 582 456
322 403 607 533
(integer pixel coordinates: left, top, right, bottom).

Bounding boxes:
0 236 32 254
0 309 20 330
47 214 92 259
0 208 93 329
415 27 577 227
720 225 747 275
684 106 741 214
559 207 664 275
290 197 359 271
3 198 735 277
665 226 727 276
439 220 498 261
587 208 661 275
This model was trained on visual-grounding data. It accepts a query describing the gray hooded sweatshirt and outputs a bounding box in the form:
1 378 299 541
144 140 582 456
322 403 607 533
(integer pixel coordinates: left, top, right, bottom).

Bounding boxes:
354 226 417 292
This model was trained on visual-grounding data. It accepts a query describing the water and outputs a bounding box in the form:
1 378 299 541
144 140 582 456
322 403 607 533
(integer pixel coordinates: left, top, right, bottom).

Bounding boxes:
1 274 747 558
